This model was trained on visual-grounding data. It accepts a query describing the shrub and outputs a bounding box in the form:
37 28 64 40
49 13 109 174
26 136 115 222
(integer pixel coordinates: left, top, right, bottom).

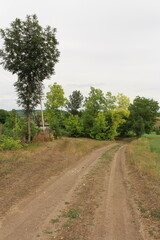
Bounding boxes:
0 135 22 150
65 114 83 137
33 132 52 142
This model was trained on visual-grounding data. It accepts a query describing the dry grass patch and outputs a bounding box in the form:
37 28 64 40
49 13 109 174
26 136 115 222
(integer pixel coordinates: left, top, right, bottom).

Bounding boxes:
127 138 160 240
127 138 160 180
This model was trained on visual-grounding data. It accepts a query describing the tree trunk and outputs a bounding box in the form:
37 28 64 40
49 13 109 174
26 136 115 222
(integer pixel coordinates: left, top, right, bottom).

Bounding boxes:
27 112 31 142
40 99 45 132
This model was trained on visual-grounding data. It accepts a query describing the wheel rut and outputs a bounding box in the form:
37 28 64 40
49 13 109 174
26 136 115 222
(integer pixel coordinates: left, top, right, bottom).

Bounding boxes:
91 145 147 240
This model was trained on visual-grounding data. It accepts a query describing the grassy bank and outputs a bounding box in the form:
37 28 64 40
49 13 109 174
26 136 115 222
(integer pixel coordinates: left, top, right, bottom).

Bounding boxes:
127 135 160 239
127 135 160 180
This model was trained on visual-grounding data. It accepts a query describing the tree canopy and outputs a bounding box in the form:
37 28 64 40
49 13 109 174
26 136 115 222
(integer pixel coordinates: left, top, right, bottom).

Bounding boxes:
0 14 60 141
45 83 66 138
128 96 159 137
66 90 83 115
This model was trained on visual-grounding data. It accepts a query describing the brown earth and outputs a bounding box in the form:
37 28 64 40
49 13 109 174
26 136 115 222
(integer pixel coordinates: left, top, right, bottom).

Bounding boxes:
0 139 151 240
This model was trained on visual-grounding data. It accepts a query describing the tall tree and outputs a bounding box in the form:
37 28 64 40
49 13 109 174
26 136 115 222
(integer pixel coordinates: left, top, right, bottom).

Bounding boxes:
66 90 83 115
104 92 116 111
128 96 159 137
116 93 130 110
83 87 105 136
45 83 66 138
0 109 9 124
0 15 60 142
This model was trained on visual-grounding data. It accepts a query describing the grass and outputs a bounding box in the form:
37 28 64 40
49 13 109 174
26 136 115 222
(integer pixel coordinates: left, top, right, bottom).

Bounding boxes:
127 137 160 180
100 144 121 162
127 134 160 239
50 218 59 224
63 209 80 219
63 221 72 227
43 230 53 234
151 209 160 219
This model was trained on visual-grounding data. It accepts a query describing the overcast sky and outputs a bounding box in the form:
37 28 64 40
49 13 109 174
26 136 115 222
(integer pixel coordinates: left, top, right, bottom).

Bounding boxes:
0 0 160 110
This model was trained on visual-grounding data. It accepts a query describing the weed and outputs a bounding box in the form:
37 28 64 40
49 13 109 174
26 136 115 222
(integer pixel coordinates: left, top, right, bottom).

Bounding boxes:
63 221 72 227
151 209 160 219
43 230 53 234
65 201 70 205
64 209 80 219
139 207 148 213
148 230 154 236
50 218 59 224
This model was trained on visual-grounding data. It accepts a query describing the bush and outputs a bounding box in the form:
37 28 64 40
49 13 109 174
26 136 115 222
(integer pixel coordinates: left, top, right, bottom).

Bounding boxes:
65 114 83 137
33 132 52 142
0 135 22 150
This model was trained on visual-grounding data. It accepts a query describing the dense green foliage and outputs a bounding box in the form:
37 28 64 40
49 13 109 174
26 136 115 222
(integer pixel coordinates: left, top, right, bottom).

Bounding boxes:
44 84 160 140
44 84 131 140
119 97 159 137
0 109 9 124
66 90 83 115
0 109 39 144
0 135 22 150
0 85 159 147
0 15 60 141
45 83 67 138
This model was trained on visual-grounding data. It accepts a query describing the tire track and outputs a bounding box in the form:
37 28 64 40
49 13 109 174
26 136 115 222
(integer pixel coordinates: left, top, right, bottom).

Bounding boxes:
91 145 147 240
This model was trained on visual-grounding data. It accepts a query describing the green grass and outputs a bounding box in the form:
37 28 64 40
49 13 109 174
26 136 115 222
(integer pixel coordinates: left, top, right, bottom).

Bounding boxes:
63 209 80 219
144 132 160 139
144 133 160 152
100 144 121 162
127 137 160 180
50 218 59 224
63 221 72 227
43 230 53 234
151 209 160 219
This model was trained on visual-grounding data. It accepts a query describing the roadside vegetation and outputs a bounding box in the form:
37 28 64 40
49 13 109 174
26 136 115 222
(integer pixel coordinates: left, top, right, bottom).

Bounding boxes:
0 88 159 151
127 133 160 239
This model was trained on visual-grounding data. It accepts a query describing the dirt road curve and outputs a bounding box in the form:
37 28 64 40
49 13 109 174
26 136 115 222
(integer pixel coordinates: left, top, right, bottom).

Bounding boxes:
0 144 146 240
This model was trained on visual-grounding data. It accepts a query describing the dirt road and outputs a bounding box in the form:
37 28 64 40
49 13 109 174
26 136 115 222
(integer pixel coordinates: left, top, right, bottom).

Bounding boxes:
91 146 146 240
0 143 147 240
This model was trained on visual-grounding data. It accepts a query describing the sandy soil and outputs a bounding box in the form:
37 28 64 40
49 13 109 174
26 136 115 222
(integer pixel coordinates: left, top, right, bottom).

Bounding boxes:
0 143 148 240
